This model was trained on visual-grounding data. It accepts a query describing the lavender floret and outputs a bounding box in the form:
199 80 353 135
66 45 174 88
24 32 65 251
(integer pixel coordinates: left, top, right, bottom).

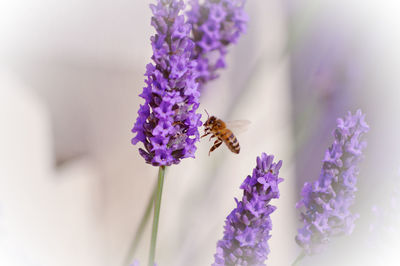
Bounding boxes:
296 109 369 254
187 0 248 87
213 153 284 266
131 0 202 166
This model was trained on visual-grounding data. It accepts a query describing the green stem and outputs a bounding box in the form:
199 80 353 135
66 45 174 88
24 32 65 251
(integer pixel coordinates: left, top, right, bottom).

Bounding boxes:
292 251 306 266
148 166 166 266
123 184 157 266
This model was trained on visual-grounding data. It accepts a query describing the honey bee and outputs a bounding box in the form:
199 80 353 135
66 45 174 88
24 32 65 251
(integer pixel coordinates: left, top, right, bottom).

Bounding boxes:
201 110 250 156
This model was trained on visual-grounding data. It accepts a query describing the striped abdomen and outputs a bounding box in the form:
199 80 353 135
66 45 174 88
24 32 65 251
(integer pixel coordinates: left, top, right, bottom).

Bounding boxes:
216 128 240 154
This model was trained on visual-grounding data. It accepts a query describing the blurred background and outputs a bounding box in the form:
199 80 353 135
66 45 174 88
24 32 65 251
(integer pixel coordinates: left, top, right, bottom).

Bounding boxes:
0 0 399 266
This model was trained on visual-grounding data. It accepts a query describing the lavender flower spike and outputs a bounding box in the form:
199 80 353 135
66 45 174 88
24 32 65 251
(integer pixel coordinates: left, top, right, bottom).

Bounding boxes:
131 0 202 166
187 0 248 87
213 153 284 266
296 109 369 254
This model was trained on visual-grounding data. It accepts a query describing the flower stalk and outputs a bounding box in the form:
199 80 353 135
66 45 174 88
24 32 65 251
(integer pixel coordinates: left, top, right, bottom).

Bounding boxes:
148 166 166 266
291 251 306 266
123 184 157 266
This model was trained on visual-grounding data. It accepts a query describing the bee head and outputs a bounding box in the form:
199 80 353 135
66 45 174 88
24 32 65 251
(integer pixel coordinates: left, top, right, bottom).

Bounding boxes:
205 116 217 127
204 110 216 127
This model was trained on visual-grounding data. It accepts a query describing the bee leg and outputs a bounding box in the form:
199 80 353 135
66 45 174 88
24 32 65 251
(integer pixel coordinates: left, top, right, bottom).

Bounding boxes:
209 134 216 141
209 139 223 156
172 121 184 126
201 131 210 138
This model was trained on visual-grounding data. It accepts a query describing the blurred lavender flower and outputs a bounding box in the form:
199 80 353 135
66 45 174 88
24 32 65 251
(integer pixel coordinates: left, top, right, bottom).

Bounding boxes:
131 260 157 266
213 153 283 266
187 0 248 87
131 260 139 266
369 195 400 239
368 181 400 248
131 0 202 166
366 191 400 264
296 110 369 254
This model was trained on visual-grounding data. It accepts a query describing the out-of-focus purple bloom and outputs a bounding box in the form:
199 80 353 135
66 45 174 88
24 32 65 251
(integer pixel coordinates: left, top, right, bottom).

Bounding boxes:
368 181 400 246
187 0 248 87
213 153 284 266
131 260 139 266
366 183 400 264
295 110 369 254
131 260 157 266
131 0 202 166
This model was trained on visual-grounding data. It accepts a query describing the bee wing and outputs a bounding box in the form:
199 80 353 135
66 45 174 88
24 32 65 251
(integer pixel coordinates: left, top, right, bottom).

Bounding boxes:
225 120 251 135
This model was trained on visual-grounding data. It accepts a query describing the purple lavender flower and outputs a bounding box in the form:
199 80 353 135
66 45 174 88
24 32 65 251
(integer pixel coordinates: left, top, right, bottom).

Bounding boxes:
131 260 139 266
213 153 284 266
131 0 202 166
296 109 369 254
187 0 248 86
130 260 157 266
368 176 400 249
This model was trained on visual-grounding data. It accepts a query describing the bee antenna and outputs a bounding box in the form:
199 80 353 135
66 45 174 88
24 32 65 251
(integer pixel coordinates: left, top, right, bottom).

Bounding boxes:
204 109 210 119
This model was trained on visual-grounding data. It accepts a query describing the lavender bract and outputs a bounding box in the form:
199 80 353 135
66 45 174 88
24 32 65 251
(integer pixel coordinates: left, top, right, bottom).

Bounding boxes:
296 110 369 254
131 0 202 166
213 153 283 266
187 0 248 87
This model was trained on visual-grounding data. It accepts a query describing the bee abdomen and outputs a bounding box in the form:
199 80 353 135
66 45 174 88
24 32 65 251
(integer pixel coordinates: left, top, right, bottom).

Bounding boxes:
224 131 240 154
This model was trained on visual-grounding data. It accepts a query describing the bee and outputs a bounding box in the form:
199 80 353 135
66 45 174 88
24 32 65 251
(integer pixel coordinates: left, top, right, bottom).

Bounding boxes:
201 110 250 156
